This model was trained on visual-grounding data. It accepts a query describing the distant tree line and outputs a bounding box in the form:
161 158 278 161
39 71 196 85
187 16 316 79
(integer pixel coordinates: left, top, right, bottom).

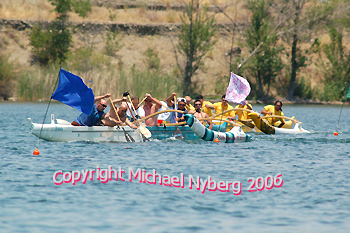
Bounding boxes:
1 0 348 101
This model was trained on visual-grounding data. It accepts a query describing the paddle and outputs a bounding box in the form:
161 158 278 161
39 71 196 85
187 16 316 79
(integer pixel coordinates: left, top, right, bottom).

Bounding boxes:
123 94 147 141
137 96 147 109
262 115 300 123
136 109 186 124
173 96 184 139
164 122 186 126
109 97 135 142
205 107 255 129
124 92 152 139
261 115 300 123
198 118 241 127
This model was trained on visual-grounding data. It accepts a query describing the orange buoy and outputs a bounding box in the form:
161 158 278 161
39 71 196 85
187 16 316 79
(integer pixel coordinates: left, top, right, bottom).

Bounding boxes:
33 148 40 155
334 132 338 136
214 138 220 143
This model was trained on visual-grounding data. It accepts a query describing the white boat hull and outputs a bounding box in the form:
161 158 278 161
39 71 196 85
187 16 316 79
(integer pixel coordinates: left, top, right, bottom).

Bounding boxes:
27 115 143 143
274 123 310 134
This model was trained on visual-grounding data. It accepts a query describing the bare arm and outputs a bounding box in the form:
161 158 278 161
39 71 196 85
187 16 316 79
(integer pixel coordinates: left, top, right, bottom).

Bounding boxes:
246 104 252 110
104 116 123 126
94 93 111 103
261 108 272 115
153 99 162 111
125 118 138 129
207 119 213 130
111 97 127 106
204 102 214 110
203 112 213 129
166 93 176 108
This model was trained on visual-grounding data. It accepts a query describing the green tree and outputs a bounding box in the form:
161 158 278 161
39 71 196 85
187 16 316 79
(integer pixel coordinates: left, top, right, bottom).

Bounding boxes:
316 25 350 100
176 0 217 96
105 31 124 57
30 0 91 65
277 0 336 100
245 0 284 100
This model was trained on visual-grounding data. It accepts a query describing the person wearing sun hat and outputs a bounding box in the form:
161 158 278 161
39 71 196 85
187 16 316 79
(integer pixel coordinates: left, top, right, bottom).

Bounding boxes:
261 100 285 128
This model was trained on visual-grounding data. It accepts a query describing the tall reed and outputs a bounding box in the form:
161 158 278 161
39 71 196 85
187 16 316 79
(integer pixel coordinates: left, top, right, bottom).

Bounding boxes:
16 62 180 102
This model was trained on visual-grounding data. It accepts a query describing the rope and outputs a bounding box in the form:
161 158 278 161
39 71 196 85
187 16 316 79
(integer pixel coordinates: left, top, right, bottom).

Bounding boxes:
335 102 345 133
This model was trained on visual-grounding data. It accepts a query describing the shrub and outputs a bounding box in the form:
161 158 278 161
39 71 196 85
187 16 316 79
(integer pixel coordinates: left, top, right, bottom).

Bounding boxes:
105 31 124 57
0 54 16 100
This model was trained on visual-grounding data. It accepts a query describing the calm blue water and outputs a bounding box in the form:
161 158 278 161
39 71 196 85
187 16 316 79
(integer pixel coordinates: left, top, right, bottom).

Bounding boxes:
1 102 350 232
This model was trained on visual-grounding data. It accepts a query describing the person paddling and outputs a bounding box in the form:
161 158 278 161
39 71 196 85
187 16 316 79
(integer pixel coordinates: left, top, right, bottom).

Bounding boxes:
196 94 214 117
71 94 111 126
234 101 253 121
142 93 162 126
213 94 236 120
102 102 138 129
261 101 285 128
166 93 188 123
193 99 213 130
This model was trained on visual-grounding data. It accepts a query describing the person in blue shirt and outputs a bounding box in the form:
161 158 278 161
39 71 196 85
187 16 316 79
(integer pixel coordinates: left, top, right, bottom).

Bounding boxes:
166 93 188 123
71 93 112 126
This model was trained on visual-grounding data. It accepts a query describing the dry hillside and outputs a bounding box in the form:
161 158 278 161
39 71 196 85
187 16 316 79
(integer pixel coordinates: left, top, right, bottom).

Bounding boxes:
1 0 347 101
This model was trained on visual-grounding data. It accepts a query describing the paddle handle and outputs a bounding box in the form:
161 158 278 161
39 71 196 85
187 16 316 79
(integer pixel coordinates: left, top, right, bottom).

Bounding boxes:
126 99 138 126
174 96 178 123
198 117 240 126
127 95 137 114
211 107 253 119
261 115 300 123
136 109 185 123
137 96 147 109
109 97 122 122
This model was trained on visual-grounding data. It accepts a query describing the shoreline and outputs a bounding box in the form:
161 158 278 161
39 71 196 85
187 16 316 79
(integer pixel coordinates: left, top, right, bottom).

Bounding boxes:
2 98 349 105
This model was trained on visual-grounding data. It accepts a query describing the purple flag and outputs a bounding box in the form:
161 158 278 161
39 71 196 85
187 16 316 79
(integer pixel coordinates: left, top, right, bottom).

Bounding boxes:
225 72 251 104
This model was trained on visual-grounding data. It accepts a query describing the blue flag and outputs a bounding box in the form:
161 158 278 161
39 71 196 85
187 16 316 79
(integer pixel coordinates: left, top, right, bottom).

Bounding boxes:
51 69 94 115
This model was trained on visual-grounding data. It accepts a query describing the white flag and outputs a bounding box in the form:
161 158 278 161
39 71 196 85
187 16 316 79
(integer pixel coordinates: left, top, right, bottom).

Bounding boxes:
225 72 251 104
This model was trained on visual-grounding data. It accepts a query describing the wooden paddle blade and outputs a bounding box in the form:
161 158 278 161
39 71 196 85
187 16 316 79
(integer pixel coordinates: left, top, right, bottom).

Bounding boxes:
174 126 184 139
139 124 152 138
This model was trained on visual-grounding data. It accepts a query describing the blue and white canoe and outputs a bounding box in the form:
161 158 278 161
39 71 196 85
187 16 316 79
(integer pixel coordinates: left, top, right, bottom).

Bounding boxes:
184 114 251 143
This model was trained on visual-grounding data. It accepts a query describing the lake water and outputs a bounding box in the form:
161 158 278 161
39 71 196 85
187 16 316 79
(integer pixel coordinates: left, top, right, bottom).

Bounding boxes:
1 102 350 232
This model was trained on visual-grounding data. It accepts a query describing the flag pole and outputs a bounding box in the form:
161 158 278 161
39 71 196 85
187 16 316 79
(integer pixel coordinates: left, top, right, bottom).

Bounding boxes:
33 68 61 155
